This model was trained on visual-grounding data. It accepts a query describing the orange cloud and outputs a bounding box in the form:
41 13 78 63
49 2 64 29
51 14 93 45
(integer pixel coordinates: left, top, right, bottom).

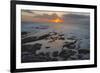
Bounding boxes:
49 18 64 23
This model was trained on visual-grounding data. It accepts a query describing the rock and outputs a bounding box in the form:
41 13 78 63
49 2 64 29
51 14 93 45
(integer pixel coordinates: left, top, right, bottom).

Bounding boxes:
51 58 58 61
21 32 28 35
62 40 77 49
59 37 65 40
78 49 90 54
78 54 90 60
21 31 89 62
21 43 42 54
21 45 33 52
59 49 76 60
45 46 50 49
22 37 37 43
21 54 34 63
22 52 31 55
52 51 59 57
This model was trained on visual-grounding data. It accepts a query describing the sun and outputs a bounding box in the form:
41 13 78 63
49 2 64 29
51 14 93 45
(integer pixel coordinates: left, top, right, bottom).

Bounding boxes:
49 18 64 23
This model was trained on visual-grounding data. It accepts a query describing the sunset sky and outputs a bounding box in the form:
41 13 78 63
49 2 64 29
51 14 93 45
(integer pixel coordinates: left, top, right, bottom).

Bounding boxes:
21 10 90 25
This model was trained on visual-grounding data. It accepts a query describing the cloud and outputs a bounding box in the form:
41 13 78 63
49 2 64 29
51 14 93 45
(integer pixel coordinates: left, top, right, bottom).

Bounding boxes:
21 10 90 25
21 10 61 23
63 13 90 25
21 10 34 14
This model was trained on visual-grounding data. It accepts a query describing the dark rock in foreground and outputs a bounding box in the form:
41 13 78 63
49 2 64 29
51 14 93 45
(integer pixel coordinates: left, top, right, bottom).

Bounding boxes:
21 31 90 63
59 49 77 60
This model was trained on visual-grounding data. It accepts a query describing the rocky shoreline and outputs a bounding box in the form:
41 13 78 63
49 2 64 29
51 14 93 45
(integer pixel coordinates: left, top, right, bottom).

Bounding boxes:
21 31 90 63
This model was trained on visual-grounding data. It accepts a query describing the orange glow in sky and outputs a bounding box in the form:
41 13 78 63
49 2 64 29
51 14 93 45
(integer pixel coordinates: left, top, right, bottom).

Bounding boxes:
49 18 64 23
